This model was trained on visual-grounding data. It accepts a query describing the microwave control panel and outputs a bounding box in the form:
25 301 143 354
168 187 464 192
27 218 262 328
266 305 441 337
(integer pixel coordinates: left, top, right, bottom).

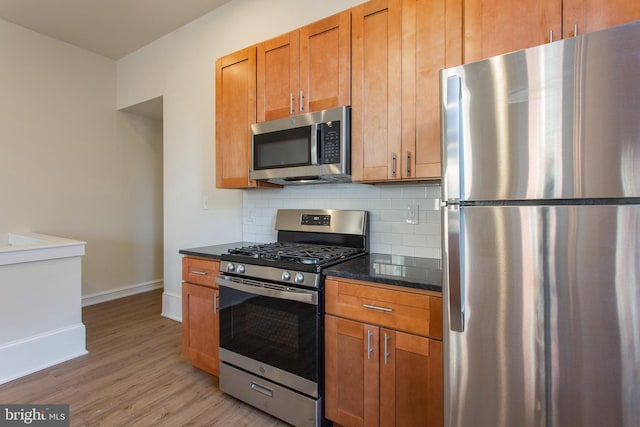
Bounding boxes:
320 122 341 164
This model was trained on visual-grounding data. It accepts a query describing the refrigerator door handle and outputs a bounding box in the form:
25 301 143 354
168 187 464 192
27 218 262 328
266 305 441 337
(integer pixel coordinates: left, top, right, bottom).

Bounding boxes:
447 204 464 332
445 75 462 202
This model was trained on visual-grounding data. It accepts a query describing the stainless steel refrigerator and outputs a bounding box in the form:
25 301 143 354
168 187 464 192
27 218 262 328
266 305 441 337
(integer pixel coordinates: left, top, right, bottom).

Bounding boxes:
440 21 640 427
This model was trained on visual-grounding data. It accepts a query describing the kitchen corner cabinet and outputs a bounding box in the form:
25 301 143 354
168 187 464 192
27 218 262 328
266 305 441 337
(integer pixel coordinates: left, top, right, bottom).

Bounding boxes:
351 0 462 183
463 0 640 63
182 256 220 376
324 277 443 427
257 10 351 122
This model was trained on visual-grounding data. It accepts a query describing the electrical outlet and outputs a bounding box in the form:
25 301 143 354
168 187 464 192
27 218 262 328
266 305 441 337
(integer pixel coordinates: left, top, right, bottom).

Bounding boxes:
406 203 419 224
202 195 209 210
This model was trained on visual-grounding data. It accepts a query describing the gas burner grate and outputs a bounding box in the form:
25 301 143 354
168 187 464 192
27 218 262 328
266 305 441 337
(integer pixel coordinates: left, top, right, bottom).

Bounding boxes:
228 242 362 265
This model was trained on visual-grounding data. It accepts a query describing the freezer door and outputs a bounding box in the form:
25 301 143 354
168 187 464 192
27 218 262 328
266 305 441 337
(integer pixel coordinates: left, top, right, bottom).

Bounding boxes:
444 204 640 427
440 21 640 202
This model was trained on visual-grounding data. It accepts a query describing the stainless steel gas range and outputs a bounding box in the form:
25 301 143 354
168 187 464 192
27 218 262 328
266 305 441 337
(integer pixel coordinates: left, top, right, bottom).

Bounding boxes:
215 209 368 427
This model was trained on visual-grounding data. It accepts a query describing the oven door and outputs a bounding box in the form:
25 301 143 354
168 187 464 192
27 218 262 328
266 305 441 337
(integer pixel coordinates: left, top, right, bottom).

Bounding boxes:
216 274 321 398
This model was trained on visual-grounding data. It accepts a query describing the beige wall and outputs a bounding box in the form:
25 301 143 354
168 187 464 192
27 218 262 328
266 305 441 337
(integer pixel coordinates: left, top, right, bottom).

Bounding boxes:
0 19 163 299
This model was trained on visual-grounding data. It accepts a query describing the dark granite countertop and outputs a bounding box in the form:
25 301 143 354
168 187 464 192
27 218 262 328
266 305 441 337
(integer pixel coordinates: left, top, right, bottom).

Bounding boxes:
180 243 442 293
179 241 257 260
324 253 442 293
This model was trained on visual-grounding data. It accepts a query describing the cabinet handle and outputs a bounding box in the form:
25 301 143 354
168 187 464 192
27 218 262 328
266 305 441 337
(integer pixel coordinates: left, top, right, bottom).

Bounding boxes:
391 152 397 177
549 30 554 43
191 270 208 276
367 329 374 360
248 167 251 187
363 303 393 313
213 291 218 314
384 333 390 365
573 23 579 37
405 150 411 177
290 93 295 114
299 90 304 112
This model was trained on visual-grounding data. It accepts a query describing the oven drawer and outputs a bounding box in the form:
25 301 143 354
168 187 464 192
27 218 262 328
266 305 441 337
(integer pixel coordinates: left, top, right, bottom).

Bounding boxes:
325 277 442 339
182 256 219 288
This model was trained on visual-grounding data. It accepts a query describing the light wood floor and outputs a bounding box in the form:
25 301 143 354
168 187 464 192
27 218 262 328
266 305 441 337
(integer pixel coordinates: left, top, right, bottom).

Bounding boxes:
0 289 289 426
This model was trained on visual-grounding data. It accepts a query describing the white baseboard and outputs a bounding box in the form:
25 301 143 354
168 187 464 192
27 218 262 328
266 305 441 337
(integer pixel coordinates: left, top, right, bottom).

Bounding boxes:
0 324 87 385
162 290 182 322
82 279 164 306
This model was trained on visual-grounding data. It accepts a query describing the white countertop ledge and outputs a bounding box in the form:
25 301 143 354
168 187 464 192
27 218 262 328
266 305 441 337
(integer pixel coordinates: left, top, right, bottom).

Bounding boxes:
0 232 86 266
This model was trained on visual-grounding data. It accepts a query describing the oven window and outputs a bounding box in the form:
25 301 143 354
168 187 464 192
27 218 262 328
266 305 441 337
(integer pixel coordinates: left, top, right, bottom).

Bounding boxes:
219 285 319 383
253 126 311 169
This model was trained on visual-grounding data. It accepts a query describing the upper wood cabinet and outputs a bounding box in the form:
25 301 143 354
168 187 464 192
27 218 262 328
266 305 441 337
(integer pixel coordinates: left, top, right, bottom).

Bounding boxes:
562 0 640 38
215 46 257 189
351 0 462 183
403 0 462 180
463 0 561 63
257 11 351 122
351 0 402 182
464 0 640 63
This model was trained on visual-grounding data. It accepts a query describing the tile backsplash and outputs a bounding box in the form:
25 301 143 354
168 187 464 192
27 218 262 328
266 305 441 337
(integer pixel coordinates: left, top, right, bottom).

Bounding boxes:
243 182 442 259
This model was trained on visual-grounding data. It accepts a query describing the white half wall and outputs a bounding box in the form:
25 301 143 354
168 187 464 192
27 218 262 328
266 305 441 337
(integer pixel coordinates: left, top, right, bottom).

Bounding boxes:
0 247 86 384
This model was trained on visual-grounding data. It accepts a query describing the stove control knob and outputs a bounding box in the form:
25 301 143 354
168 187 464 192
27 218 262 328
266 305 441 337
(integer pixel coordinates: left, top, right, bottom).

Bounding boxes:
282 271 291 281
226 263 235 272
295 272 305 284
237 264 246 274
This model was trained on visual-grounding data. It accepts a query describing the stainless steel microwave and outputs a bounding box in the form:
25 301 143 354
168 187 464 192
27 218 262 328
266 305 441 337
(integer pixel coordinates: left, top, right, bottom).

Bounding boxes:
250 106 351 185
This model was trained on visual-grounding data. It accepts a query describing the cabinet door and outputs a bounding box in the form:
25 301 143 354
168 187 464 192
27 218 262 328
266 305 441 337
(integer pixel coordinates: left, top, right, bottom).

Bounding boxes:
351 0 403 182
215 46 257 188
299 10 351 114
402 0 462 180
182 282 219 376
379 329 443 427
562 0 640 38
463 0 561 63
325 315 380 427
257 31 300 121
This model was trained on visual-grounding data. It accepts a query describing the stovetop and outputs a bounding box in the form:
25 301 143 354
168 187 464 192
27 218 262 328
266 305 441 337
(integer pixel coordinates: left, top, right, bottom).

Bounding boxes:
227 242 364 266
219 209 369 287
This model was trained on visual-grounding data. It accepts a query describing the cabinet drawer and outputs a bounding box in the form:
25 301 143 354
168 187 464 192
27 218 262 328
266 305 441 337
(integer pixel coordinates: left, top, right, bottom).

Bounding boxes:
325 277 442 339
182 257 220 288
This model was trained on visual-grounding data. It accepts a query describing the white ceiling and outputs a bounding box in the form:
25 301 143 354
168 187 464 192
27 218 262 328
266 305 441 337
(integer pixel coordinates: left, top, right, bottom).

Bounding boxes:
0 0 231 59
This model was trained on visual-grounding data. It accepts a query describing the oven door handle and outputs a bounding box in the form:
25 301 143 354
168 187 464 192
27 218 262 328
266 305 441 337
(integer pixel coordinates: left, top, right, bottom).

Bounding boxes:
215 276 318 306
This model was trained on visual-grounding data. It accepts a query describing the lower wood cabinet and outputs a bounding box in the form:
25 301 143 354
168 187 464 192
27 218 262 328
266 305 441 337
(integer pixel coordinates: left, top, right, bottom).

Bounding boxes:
181 256 220 376
324 277 443 427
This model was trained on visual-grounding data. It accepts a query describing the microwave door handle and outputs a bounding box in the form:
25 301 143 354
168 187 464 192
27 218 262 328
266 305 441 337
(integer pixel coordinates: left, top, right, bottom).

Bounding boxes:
310 123 319 165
